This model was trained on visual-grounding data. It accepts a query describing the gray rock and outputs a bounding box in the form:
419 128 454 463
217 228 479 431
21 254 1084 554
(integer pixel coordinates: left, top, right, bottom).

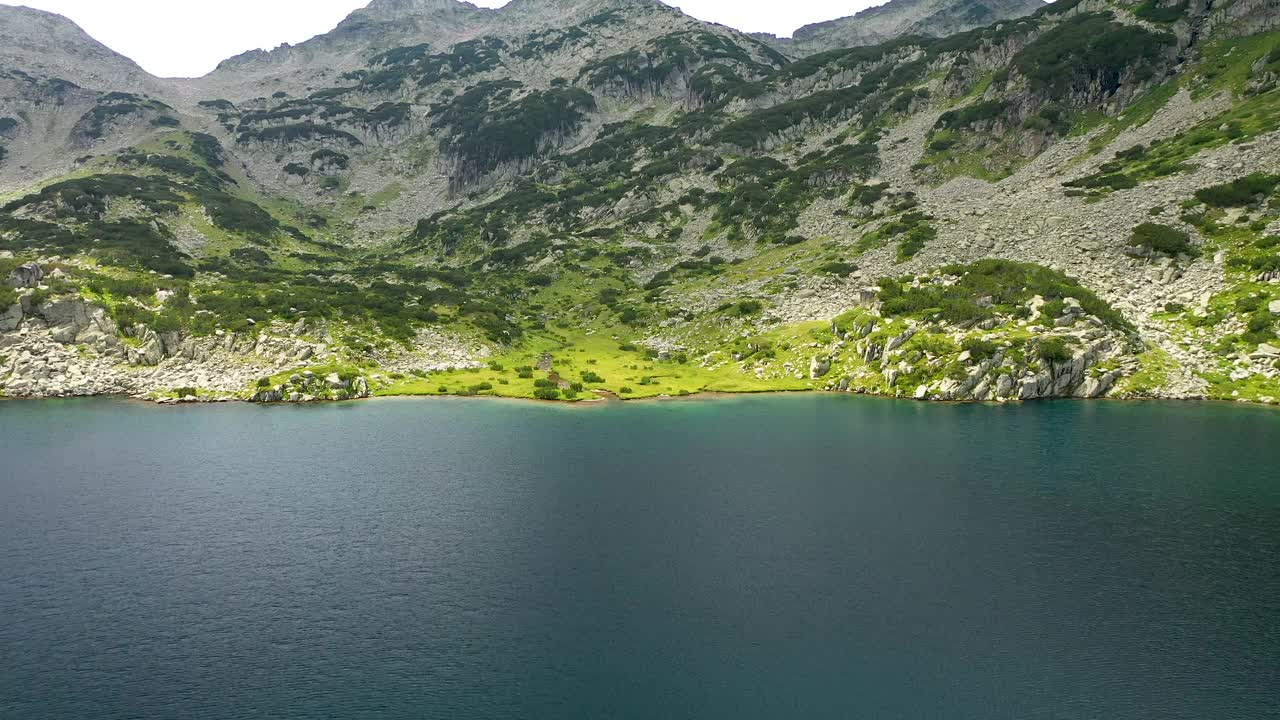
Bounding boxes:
809 355 831 379
36 298 91 335
252 388 284 403
1252 343 1280 359
0 303 22 332
885 327 917 353
7 263 44 289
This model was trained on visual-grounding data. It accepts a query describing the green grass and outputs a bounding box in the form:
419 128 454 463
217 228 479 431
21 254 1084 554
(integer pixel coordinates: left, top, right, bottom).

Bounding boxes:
916 129 1023 184
1113 346 1176 396
377 328 815 401
1192 33 1279 99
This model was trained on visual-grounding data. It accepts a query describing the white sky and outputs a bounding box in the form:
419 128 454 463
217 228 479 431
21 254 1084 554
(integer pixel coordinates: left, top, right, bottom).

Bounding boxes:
1 0 888 78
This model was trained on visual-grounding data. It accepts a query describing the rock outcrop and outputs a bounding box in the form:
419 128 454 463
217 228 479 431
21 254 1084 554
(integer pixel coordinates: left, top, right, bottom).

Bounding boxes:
6 262 43 289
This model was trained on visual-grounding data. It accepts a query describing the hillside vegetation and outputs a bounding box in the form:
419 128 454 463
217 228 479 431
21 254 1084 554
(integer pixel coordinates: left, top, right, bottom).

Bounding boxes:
2 0 1280 404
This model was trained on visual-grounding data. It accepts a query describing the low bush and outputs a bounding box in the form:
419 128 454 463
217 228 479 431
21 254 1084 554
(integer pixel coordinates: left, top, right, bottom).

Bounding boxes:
1130 222 1194 256
1035 338 1072 364
961 337 999 360
1193 173 1280 208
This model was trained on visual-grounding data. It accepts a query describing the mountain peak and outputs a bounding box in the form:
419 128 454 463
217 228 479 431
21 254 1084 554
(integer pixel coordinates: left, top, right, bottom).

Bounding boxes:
0 3 157 89
359 0 486 18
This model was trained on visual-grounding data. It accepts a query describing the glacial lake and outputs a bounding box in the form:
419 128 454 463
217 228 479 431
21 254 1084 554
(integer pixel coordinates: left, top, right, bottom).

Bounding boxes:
1 395 1278 719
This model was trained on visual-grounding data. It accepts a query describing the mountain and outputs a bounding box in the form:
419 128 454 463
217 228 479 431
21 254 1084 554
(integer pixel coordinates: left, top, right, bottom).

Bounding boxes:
760 0 1046 56
3 0 1280 407
0 5 159 92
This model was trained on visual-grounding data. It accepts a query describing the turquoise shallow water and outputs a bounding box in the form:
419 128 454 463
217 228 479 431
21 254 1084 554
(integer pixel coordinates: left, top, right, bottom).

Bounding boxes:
1 395 1278 719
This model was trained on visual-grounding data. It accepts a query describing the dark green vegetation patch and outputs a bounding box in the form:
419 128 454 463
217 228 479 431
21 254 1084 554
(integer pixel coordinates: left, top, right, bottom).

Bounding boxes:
878 260 1132 330
1011 13 1174 99
1130 223 1195 256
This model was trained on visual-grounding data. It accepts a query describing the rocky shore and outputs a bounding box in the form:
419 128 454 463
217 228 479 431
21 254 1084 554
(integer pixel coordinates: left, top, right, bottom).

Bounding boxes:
1 265 486 403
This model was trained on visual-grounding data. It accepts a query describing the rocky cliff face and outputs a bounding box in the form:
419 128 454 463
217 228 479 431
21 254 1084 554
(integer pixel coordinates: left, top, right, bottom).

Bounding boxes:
2 0 1280 405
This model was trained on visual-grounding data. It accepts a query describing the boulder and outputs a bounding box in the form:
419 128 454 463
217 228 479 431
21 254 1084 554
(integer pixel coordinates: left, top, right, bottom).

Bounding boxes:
1252 343 1280 359
36 298 91 337
1074 373 1115 399
252 387 284 403
6 262 43 289
885 327 917 353
126 328 165 366
809 355 830 379
0 302 22 332
1270 300 1280 316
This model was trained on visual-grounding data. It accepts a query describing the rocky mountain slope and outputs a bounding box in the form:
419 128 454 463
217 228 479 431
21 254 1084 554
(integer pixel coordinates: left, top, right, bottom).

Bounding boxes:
2 0 1280 405
757 0 1045 56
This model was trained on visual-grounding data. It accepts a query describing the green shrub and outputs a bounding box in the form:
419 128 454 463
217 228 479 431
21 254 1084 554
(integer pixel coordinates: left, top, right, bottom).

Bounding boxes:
935 100 1008 130
878 259 1132 331
1035 338 1072 363
1131 222 1194 256
534 387 561 400
1064 172 1137 191
1194 173 1280 208
581 371 605 384
1133 0 1188 23
897 225 937 261
961 337 999 360
817 261 859 276
256 377 272 388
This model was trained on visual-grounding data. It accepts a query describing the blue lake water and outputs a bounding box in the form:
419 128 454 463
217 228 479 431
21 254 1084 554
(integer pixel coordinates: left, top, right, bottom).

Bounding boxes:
1 395 1278 719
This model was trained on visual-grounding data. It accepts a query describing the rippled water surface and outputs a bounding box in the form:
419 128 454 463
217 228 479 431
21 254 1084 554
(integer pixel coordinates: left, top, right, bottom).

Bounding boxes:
2 396 1278 719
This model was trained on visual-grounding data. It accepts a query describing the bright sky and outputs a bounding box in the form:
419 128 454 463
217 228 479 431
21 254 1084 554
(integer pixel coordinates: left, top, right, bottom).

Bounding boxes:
2 0 887 78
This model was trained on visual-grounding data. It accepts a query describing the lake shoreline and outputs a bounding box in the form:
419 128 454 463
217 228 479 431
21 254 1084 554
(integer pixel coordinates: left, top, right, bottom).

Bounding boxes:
4 386 1279 411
